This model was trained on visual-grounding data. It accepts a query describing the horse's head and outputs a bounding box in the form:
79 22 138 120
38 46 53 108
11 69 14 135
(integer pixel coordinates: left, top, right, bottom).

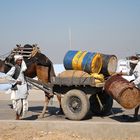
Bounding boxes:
0 58 12 73
1 53 15 73
0 59 5 72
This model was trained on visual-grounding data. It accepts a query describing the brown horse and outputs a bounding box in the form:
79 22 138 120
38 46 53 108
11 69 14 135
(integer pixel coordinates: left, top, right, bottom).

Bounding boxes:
1 44 62 118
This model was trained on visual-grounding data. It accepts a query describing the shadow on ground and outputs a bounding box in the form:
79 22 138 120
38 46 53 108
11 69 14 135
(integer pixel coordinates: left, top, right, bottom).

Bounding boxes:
22 106 64 120
8 103 140 122
110 107 140 122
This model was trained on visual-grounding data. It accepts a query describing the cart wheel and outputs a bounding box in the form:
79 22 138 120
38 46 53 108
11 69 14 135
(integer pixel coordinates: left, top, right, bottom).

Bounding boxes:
61 89 90 120
90 91 113 116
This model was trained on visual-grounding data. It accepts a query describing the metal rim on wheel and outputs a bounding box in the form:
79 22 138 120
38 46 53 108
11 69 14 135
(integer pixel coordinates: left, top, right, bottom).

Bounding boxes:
68 96 82 113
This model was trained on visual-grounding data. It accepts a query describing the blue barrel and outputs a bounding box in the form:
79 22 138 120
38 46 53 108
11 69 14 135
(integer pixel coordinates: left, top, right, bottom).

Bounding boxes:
82 52 96 73
63 50 78 70
63 50 102 74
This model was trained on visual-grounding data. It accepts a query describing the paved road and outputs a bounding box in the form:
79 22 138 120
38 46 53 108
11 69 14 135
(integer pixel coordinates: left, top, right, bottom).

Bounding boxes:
0 92 139 122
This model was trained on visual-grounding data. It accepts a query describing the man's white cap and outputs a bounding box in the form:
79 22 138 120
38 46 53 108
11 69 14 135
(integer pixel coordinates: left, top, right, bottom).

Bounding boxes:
129 60 138 64
14 55 23 62
129 56 139 64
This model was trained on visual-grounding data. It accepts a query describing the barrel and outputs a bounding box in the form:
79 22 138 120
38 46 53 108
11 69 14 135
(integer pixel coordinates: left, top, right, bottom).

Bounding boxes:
63 50 102 74
104 74 140 109
63 50 78 70
100 54 118 77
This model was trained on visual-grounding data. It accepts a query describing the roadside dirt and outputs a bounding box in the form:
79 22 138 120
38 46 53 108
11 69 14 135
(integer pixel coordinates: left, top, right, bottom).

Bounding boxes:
0 123 90 140
0 123 139 140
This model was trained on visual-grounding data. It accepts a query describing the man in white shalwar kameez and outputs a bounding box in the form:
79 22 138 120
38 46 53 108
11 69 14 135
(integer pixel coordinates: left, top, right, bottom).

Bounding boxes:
129 56 140 120
6 55 28 120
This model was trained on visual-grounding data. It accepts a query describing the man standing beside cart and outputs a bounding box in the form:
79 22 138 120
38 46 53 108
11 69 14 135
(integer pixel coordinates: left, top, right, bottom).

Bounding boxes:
129 56 140 120
6 54 29 120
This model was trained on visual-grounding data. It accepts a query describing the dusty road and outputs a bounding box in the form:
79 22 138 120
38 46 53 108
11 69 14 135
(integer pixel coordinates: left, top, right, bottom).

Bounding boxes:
0 89 139 122
0 89 140 140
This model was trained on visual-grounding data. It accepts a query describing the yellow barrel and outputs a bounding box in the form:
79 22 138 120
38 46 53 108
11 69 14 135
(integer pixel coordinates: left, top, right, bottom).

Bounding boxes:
72 51 87 70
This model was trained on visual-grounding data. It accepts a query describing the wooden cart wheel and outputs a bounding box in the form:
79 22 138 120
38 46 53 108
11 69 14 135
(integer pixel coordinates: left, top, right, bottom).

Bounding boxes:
90 91 113 116
61 89 90 120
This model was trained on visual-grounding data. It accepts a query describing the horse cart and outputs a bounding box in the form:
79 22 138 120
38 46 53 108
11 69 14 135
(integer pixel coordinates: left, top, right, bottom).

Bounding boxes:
26 70 113 121
1 45 115 121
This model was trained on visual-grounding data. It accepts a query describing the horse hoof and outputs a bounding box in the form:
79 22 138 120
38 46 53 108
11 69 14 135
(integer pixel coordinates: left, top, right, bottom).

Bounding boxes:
48 94 54 99
56 109 64 115
38 114 44 118
133 116 139 122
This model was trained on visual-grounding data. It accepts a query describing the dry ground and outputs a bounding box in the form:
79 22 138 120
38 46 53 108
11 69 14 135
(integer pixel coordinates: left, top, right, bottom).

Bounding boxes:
0 123 139 140
0 123 90 140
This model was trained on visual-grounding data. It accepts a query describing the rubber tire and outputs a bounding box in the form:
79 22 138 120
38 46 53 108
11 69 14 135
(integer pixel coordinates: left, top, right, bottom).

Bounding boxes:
90 91 113 116
61 89 90 120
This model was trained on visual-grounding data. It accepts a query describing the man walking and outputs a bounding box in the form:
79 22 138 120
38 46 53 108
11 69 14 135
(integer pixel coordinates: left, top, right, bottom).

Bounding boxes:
6 55 28 120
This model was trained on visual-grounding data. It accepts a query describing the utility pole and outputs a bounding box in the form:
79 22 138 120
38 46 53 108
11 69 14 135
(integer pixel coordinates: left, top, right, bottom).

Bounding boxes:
69 27 72 50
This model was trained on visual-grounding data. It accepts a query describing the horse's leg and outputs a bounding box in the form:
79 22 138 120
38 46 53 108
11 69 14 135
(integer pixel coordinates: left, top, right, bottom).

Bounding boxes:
57 95 61 108
56 95 63 114
36 66 50 118
38 95 50 118
134 105 140 120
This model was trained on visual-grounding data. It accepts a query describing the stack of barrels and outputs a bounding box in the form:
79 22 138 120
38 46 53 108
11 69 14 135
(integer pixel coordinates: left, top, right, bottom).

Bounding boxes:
63 50 140 110
63 50 118 77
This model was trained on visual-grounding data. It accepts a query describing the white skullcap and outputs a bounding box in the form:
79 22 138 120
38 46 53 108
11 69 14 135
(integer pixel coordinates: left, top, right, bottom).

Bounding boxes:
129 59 138 64
14 55 23 62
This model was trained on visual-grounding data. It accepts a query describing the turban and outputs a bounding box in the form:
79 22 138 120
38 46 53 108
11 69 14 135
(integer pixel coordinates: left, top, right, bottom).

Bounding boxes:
14 55 23 62
129 56 139 64
129 59 138 64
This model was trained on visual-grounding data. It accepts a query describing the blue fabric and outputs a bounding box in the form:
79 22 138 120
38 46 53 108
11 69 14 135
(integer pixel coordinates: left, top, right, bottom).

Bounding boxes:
53 64 65 75
0 72 12 91
0 84 12 91
0 72 6 78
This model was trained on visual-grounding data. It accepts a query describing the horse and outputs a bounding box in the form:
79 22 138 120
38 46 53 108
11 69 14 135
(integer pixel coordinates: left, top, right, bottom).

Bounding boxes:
0 44 62 118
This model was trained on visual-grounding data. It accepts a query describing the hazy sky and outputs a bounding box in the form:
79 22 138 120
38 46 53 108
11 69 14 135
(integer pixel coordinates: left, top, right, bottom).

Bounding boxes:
0 0 140 63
